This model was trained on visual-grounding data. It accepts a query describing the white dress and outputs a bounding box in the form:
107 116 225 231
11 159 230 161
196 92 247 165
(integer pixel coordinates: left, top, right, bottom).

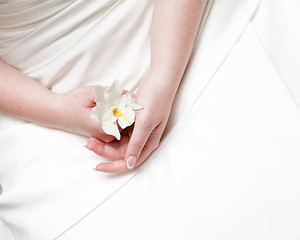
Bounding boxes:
1 0 300 239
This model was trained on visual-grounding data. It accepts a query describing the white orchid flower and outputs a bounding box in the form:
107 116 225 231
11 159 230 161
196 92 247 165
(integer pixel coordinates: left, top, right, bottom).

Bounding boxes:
91 80 143 140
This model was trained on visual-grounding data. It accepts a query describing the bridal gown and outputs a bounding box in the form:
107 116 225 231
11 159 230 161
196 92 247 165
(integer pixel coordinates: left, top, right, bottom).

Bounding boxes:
1 0 300 239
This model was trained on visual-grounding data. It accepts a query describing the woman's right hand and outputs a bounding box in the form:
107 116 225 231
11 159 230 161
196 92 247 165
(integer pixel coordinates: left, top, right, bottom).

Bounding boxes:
0 59 114 142
55 86 115 142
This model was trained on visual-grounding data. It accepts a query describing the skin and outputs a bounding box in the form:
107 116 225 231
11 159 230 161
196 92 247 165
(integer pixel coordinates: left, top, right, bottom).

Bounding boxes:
86 0 209 173
0 60 114 142
0 0 208 173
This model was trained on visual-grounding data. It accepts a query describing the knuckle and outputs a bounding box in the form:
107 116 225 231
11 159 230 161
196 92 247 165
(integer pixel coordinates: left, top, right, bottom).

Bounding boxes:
102 135 115 143
137 116 153 129
130 142 144 151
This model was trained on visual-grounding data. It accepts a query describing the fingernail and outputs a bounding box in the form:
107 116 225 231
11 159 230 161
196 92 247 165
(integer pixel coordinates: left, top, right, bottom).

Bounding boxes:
127 156 137 169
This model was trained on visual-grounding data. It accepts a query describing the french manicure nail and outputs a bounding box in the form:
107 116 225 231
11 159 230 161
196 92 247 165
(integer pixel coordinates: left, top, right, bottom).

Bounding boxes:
127 156 137 169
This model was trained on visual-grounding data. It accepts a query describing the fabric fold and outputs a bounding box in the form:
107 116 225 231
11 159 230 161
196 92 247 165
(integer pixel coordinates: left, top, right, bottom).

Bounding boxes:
1 0 299 239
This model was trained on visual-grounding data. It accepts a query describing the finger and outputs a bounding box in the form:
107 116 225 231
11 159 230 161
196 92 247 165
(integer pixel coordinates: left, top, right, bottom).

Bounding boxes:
91 130 116 143
95 131 161 173
85 136 128 160
125 120 154 170
95 159 127 173
122 90 136 99
122 90 129 95
130 92 137 99
133 124 163 166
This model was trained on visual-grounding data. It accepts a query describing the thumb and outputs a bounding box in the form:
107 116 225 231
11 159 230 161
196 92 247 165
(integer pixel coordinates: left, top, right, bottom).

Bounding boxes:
125 121 152 169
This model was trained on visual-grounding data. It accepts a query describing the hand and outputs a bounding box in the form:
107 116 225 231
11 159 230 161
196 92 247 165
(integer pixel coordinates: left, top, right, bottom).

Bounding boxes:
56 86 115 142
85 73 176 173
0 59 115 142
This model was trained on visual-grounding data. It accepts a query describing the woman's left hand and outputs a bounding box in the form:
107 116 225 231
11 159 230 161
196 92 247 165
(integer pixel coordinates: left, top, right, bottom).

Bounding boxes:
85 73 176 173
85 0 208 172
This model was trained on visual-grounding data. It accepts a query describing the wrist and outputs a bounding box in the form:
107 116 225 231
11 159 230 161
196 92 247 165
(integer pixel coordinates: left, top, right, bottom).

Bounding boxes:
136 74 179 110
33 91 64 128
139 71 182 98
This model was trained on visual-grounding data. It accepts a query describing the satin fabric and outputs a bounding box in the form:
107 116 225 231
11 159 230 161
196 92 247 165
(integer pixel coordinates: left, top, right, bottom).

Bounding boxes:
0 0 300 239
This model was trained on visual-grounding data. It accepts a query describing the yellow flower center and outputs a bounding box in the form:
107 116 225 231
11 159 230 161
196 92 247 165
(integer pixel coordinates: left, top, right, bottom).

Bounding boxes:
113 108 129 122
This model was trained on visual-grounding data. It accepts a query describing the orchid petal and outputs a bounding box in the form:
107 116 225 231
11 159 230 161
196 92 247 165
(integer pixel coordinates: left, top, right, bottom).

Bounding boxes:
117 107 135 129
91 103 110 121
102 118 120 140
110 111 118 122
104 80 123 106
94 85 106 104
91 80 143 140
121 94 143 110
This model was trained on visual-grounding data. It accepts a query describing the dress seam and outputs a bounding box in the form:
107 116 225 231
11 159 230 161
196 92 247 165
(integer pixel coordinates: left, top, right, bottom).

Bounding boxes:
250 20 300 111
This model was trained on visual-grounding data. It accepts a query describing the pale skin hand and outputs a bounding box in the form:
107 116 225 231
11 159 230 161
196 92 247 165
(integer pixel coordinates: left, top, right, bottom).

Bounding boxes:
0 59 114 142
56 86 116 141
86 0 209 173
0 0 208 173
86 73 174 172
